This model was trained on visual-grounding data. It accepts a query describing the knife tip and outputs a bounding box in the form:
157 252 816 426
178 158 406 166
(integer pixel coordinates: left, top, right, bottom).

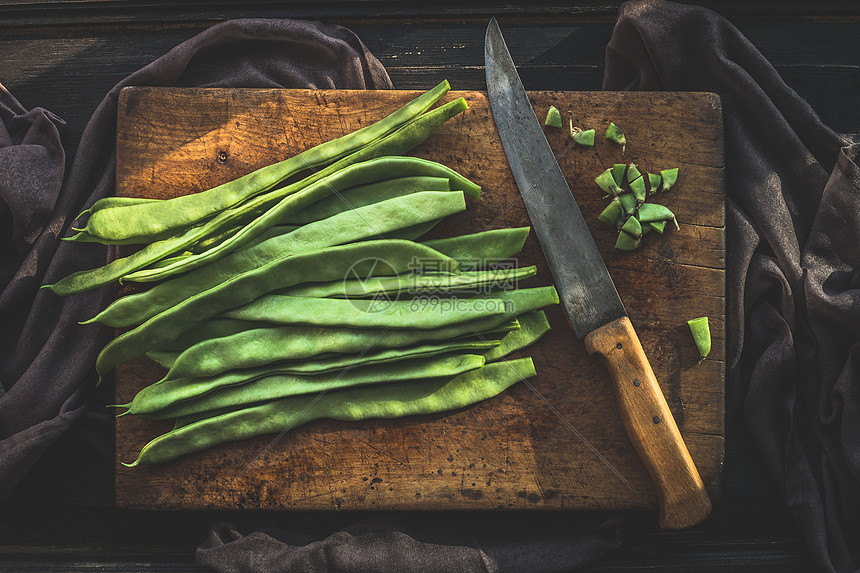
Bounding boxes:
485 17 501 52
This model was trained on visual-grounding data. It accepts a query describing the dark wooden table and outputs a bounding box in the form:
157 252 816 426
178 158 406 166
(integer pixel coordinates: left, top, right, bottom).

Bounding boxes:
2 1 858 570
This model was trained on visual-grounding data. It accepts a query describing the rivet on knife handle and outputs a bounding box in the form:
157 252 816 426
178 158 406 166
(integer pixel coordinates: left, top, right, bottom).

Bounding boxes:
584 316 712 529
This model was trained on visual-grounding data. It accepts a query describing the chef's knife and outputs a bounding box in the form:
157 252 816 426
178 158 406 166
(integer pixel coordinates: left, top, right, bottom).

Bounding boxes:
484 17 711 529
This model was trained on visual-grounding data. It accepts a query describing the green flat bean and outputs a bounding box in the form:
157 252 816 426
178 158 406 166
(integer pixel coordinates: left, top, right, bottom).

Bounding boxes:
165 356 487 424
163 286 558 380
51 157 465 298
234 97 479 216
123 358 536 466
85 189 467 328
94 240 460 383
45 221 207 295
153 311 551 418
221 290 508 330
125 185 466 282
618 193 637 216
544 106 562 128
687 316 711 359
49 97 473 295
120 149 474 285
635 202 679 229
649 220 667 234
169 322 534 428
146 331 510 380
188 224 298 254
63 227 178 246
282 176 451 225
660 168 679 191
100 225 293 312
424 227 531 271
164 320 488 381
612 164 627 187
73 196 160 224
135 252 193 271
595 169 620 197
280 267 537 298
166 334 513 430
482 310 551 362
152 318 271 353
127 352 490 420
76 81 452 243
165 185 450 261
146 351 176 370
477 319 522 338
381 220 440 241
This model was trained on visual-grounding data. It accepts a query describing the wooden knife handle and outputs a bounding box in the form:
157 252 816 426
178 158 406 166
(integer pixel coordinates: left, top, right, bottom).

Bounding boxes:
584 316 711 529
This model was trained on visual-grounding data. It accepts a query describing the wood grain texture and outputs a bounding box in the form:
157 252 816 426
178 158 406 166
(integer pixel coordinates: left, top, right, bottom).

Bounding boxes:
114 87 725 511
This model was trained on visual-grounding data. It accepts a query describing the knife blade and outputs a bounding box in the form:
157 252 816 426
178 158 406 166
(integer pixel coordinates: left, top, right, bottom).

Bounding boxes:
484 17 711 529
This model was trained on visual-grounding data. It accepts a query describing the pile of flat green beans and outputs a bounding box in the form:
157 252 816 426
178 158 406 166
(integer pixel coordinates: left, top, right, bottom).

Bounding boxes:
50 81 560 466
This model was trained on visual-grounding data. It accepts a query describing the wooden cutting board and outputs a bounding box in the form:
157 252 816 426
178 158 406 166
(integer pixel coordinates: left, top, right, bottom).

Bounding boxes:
114 87 725 511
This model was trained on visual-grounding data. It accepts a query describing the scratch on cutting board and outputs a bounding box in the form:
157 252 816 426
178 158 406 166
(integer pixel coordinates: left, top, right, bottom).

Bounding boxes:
280 104 304 148
352 435 412 470
523 379 635 493
475 410 507 460
336 110 349 138
188 161 218 195
290 489 334 504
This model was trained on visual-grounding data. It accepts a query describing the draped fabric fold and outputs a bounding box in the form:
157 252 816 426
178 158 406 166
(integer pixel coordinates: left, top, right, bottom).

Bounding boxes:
604 2 859 571
0 18 392 499
196 514 624 573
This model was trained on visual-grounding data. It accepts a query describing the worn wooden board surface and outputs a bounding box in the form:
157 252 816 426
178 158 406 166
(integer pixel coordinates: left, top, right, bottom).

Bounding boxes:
114 87 725 511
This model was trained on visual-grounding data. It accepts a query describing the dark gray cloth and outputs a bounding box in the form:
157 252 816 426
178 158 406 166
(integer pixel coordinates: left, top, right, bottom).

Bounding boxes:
0 17 392 498
604 1 859 571
196 513 623 573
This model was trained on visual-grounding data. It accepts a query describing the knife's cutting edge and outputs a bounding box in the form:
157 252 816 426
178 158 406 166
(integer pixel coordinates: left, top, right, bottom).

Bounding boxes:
484 17 626 339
